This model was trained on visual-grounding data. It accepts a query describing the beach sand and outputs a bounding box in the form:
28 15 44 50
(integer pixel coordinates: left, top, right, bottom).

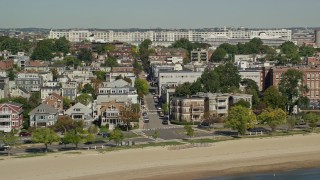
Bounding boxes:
1 133 320 180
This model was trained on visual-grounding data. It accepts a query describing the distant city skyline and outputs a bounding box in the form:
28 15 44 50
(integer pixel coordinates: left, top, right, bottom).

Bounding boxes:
0 0 319 29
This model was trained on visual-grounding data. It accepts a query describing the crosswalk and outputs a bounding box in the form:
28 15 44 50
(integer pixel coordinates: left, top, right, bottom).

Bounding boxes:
143 126 182 131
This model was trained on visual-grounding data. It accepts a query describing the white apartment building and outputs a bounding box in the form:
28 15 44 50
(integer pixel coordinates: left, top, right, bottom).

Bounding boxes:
239 69 264 91
49 29 292 47
158 70 202 96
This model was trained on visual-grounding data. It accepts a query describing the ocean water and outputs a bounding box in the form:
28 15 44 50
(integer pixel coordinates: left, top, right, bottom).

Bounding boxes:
201 168 320 180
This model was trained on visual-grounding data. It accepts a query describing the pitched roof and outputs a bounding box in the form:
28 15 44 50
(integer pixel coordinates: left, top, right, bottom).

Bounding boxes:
65 102 92 115
28 103 58 115
50 92 63 101
104 79 130 88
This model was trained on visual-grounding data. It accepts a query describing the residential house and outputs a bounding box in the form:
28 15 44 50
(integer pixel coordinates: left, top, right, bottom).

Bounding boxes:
0 77 10 99
24 60 49 72
42 92 64 115
15 72 42 92
29 103 59 127
10 87 31 99
40 86 62 100
0 102 23 132
62 82 78 101
106 67 135 84
0 59 14 70
65 102 93 126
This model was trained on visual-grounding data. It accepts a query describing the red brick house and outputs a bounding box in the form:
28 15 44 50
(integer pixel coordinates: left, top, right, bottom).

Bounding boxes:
42 92 64 115
0 102 24 132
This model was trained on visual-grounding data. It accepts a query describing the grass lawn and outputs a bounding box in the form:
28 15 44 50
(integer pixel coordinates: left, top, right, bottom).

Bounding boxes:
14 153 46 158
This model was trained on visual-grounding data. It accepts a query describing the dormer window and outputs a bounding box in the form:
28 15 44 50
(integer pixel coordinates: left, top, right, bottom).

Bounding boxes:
39 109 45 113
74 108 81 111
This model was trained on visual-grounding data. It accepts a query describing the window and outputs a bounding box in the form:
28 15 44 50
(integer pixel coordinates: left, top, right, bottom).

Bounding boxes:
3 107 8 112
73 115 83 119
48 115 53 119
39 115 45 120
74 108 80 111
12 121 15 126
39 109 45 113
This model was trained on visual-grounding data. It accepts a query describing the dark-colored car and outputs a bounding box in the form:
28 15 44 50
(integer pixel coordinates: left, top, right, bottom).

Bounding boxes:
198 121 212 129
142 112 147 116
19 131 31 137
162 120 169 125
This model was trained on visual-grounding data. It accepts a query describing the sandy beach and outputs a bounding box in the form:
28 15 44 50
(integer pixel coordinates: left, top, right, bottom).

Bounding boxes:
1 134 320 180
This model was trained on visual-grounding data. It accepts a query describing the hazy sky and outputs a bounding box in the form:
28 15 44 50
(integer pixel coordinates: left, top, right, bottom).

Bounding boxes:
0 0 319 29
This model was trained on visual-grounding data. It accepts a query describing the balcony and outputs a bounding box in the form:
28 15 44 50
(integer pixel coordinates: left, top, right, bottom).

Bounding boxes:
0 118 11 122
0 111 12 115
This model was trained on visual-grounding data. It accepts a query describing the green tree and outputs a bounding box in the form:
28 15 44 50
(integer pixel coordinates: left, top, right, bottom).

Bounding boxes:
28 92 41 108
8 69 15 81
233 99 251 108
78 48 93 63
134 78 149 97
226 106 257 135
184 125 195 137
258 108 286 132
55 37 70 54
93 71 106 81
75 93 93 106
81 83 95 95
31 39 56 60
64 129 85 149
210 48 227 62
152 131 160 139
0 130 19 156
63 97 71 110
263 86 286 109
190 79 203 95
63 56 83 68
175 82 192 97
85 133 96 144
278 69 307 112
299 45 315 57
303 113 320 131
287 115 298 131
54 116 84 134
108 128 124 146
200 69 220 93
133 59 143 76
162 103 168 114
215 62 241 93
88 125 99 134
102 57 119 68
31 128 59 152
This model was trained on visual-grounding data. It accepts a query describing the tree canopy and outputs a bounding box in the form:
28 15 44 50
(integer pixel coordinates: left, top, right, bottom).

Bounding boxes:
263 86 286 109
134 78 149 97
258 108 286 132
31 128 59 152
278 69 307 112
226 106 257 135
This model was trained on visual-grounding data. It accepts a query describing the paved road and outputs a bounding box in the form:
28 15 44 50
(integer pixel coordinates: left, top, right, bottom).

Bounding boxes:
142 93 168 130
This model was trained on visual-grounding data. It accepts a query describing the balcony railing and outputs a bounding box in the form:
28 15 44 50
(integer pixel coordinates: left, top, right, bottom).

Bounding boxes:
0 111 12 115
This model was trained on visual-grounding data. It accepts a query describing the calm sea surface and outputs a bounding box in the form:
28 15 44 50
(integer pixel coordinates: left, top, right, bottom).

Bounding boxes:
200 167 320 180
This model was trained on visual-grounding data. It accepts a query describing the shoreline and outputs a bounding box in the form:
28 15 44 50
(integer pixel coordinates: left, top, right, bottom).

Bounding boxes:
1 133 320 180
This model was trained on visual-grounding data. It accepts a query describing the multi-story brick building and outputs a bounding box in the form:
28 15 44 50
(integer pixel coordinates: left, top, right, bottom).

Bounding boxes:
170 97 205 122
0 102 24 132
271 66 320 103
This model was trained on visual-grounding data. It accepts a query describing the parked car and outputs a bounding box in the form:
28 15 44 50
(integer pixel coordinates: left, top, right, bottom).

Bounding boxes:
0 144 10 151
19 131 31 137
157 106 162 111
198 121 212 129
162 120 169 125
142 112 147 116
159 111 164 117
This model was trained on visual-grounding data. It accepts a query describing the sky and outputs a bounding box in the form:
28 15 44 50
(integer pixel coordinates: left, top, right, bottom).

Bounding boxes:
0 0 319 29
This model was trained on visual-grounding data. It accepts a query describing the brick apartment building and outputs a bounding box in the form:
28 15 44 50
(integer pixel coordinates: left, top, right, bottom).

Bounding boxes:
271 66 320 103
